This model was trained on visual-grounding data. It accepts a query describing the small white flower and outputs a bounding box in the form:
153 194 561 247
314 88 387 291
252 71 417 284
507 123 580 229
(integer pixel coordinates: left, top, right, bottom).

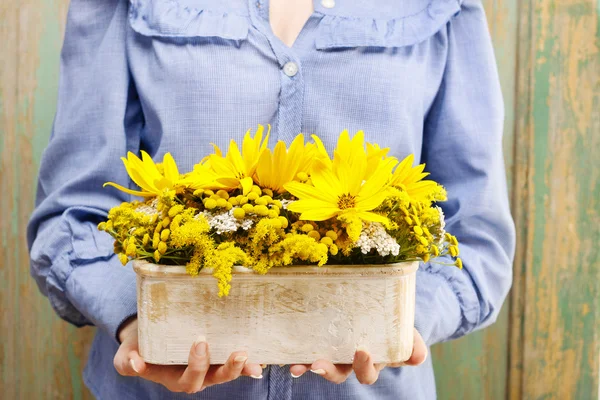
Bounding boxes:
436 206 446 230
200 209 254 234
355 222 400 257
136 199 162 219
435 206 446 244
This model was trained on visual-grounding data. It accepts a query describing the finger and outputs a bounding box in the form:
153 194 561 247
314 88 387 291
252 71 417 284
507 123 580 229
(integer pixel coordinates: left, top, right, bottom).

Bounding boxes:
113 337 147 377
140 363 187 390
310 360 353 384
125 350 150 376
203 351 250 388
113 344 134 376
403 329 428 366
242 362 264 378
177 336 212 393
353 347 380 385
289 364 311 378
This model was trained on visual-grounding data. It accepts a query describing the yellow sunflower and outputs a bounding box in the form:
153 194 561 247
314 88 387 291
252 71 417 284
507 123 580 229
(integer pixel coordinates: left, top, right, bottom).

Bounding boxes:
310 129 367 168
284 133 397 241
366 142 393 179
390 154 446 204
205 125 270 194
104 151 181 197
254 134 312 193
178 163 224 191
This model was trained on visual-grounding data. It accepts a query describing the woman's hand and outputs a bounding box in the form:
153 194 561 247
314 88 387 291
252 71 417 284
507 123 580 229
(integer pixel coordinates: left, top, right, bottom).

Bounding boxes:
289 328 427 385
113 318 264 394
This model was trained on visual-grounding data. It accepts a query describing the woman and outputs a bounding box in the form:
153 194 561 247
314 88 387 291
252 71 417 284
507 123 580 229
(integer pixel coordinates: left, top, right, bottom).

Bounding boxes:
27 0 515 398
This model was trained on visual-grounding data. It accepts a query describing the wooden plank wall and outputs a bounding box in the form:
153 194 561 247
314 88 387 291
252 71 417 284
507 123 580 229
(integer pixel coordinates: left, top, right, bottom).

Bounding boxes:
0 0 95 399
0 0 598 399
507 0 599 399
432 1 600 399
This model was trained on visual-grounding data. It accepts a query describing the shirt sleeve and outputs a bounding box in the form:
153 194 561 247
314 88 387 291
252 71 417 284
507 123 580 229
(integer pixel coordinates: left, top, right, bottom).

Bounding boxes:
27 0 143 342
414 0 516 346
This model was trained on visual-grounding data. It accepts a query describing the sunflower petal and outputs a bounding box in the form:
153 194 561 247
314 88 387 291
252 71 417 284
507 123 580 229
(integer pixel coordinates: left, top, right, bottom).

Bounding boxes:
356 211 389 225
310 159 344 197
310 134 332 165
121 157 157 193
103 182 154 197
227 140 247 176
299 208 340 221
139 151 163 181
287 199 340 221
391 154 415 185
284 181 337 203
356 191 388 211
162 153 180 182
240 176 254 195
287 199 336 214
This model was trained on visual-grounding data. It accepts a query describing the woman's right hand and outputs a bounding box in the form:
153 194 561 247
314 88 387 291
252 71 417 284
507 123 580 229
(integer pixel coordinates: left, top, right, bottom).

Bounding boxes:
113 318 264 394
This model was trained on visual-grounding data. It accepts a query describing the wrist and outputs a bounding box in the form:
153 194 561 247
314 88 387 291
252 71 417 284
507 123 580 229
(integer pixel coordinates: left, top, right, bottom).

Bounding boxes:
117 315 138 343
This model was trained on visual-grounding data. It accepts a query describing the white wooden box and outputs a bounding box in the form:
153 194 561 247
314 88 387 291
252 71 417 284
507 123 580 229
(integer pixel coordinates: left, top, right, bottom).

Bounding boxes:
134 260 418 365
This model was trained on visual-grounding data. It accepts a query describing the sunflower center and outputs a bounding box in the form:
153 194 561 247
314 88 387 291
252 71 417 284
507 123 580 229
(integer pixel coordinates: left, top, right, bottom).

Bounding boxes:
337 194 356 210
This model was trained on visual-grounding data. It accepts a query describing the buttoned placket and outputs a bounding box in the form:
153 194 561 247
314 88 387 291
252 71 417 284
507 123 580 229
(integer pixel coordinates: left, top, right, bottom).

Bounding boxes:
249 0 307 148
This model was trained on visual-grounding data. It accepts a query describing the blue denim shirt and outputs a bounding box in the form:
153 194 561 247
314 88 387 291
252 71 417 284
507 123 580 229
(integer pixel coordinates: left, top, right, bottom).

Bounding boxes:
27 0 515 398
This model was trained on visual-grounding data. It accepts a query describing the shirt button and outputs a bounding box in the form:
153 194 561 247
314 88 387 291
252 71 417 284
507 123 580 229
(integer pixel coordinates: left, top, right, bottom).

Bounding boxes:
321 0 335 8
283 62 299 77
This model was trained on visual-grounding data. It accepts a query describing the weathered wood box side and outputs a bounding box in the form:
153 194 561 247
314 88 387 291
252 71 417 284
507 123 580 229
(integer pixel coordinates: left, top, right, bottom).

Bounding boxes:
134 260 418 365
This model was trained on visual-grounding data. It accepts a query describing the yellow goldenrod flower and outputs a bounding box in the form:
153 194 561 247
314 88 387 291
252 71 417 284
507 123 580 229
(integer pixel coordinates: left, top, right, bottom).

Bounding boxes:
233 208 246 219
118 253 129 266
206 125 270 194
104 151 182 197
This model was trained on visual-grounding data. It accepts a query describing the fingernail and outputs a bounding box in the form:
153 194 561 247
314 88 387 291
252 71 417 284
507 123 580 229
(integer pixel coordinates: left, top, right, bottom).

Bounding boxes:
310 369 326 376
195 335 207 356
291 373 302 378
233 356 248 366
250 374 263 379
356 346 370 362
129 359 139 374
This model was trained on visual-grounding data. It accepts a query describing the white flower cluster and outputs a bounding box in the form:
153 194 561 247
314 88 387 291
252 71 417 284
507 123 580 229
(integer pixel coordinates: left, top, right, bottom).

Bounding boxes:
436 206 446 229
355 222 400 257
136 198 161 217
435 206 446 244
199 209 254 234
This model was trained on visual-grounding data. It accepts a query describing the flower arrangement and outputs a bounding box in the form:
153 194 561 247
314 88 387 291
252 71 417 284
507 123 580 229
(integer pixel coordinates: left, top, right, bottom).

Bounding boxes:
98 126 461 296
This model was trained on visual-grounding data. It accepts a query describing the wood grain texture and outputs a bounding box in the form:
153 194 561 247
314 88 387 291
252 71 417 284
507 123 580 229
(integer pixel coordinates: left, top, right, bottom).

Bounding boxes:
431 1 518 399
508 1 599 399
135 261 418 365
0 0 94 398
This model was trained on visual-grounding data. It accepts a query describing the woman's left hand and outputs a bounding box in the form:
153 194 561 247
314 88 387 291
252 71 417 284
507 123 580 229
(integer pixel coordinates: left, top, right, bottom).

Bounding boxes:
289 328 427 385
